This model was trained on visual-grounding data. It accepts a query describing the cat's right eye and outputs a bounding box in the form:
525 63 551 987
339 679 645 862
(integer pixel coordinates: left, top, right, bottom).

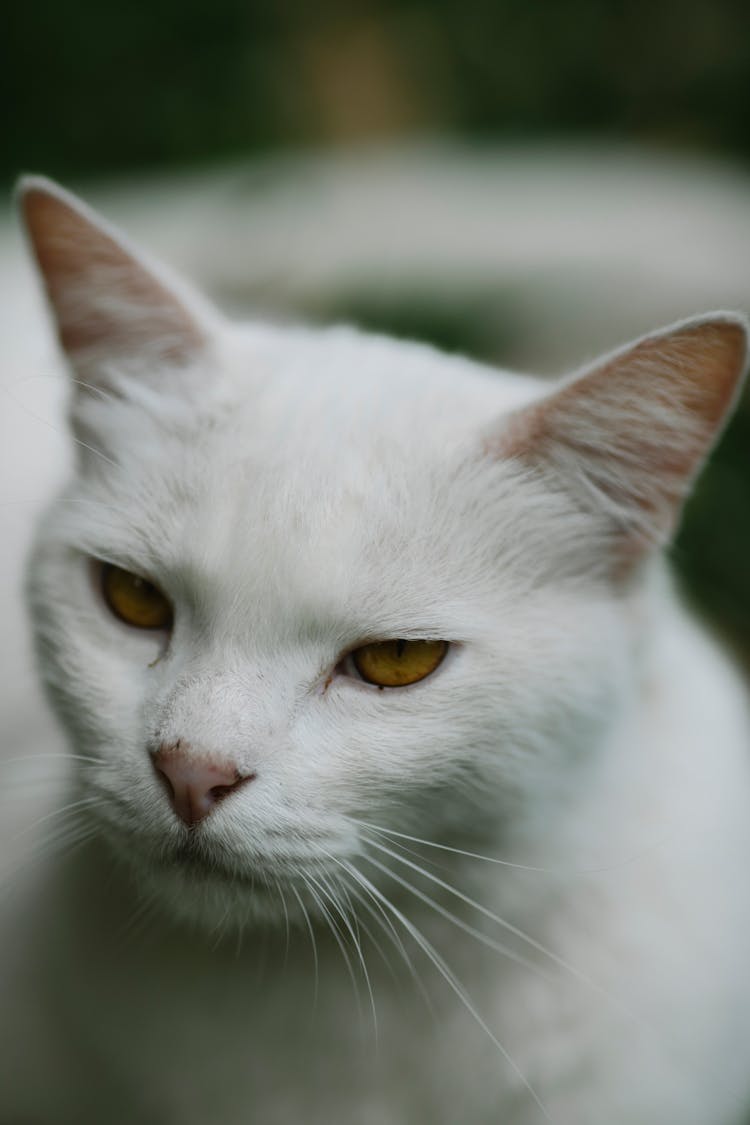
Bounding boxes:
99 563 173 631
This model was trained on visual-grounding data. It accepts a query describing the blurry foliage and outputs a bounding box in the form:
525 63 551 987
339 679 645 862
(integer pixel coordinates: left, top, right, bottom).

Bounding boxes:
3 0 750 184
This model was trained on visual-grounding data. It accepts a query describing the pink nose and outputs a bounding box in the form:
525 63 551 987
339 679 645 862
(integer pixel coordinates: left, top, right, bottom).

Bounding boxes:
152 742 255 827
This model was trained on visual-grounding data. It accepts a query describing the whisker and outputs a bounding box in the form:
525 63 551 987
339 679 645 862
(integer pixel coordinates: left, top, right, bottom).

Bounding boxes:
338 885 396 981
209 895 234 952
317 865 378 1045
0 814 99 903
355 818 673 877
8 794 102 845
361 847 558 988
340 873 437 1019
2 408 116 472
68 377 119 403
0 753 102 768
355 818 553 871
1 381 118 468
361 833 644 1030
301 870 363 1027
339 858 552 1123
275 876 292 968
0 498 143 528
8 372 117 404
289 880 320 1008
111 890 161 955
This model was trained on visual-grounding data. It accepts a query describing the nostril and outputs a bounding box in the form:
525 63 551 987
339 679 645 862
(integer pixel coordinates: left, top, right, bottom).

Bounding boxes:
151 743 256 827
208 773 256 806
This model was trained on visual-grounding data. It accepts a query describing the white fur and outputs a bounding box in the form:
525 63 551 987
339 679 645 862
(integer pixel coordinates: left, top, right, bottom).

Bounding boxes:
3 171 750 1125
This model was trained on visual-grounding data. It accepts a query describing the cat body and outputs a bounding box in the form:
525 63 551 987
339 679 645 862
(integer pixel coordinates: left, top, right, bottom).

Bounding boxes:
2 179 750 1124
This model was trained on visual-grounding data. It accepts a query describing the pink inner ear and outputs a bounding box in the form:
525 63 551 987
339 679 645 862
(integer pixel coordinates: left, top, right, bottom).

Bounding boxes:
493 318 748 555
590 321 744 455
21 185 205 365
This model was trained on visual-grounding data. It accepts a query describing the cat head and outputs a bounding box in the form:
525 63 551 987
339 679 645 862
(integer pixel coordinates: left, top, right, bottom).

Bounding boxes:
19 177 748 929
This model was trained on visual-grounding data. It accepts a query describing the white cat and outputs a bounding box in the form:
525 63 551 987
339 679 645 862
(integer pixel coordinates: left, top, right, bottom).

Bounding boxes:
2 176 750 1125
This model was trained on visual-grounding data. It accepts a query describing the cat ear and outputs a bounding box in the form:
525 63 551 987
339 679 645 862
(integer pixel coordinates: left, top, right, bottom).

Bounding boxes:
17 176 212 387
490 314 748 566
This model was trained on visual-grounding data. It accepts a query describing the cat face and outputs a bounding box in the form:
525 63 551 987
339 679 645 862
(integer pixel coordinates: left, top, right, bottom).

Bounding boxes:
20 179 748 929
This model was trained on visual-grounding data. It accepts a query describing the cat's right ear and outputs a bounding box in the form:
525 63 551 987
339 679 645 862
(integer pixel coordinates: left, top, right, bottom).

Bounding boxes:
16 176 214 389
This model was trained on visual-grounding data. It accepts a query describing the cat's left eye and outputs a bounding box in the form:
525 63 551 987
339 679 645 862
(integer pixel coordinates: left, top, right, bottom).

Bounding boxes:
99 563 173 631
348 639 448 687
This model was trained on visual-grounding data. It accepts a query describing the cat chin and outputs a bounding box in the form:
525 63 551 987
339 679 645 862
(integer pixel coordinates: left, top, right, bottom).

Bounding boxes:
140 863 295 933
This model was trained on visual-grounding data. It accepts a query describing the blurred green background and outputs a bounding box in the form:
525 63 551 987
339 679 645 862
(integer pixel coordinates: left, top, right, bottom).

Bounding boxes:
4 0 750 182
4 0 750 655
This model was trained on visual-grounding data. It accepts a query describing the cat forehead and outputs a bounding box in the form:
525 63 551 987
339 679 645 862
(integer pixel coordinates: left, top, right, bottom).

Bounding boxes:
89 322 538 480
72 326 542 627
226 323 536 442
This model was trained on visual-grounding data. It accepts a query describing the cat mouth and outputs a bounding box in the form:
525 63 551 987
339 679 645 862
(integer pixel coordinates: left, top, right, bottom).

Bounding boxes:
95 811 266 886
94 802 338 889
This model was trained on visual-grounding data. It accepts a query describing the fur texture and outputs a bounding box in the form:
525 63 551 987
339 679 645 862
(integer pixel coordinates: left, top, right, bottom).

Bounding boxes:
2 178 750 1125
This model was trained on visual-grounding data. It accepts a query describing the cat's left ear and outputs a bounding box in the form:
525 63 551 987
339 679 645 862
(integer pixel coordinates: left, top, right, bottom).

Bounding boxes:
488 314 748 568
17 176 213 387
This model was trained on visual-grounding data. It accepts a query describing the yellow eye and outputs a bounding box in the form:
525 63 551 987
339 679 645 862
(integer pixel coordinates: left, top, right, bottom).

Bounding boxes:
100 563 173 630
352 639 448 688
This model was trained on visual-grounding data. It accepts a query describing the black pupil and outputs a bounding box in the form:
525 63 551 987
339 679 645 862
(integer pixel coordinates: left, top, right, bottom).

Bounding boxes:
395 640 406 658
